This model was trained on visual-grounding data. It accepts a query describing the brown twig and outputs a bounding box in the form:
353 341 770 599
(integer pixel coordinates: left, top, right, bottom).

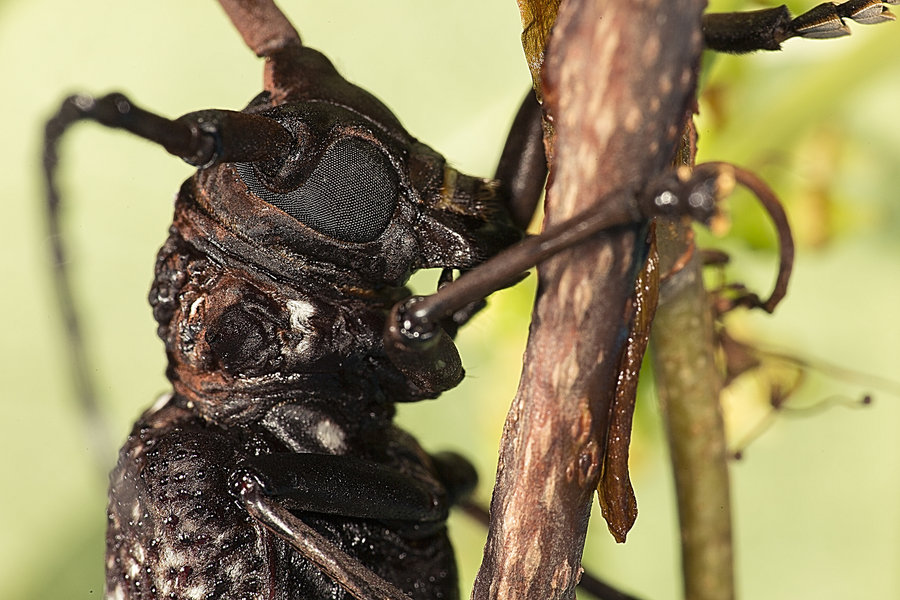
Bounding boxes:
470 0 706 598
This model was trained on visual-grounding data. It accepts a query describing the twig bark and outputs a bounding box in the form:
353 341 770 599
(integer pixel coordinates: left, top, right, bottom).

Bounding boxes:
471 1 706 598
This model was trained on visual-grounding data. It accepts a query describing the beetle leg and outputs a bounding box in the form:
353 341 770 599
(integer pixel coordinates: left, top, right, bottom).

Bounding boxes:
425 91 547 342
236 451 475 600
240 483 415 600
494 91 548 231
237 452 476 523
384 164 732 357
702 0 897 54
429 451 479 506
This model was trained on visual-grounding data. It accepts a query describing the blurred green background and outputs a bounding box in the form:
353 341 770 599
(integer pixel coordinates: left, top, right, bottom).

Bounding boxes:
2 0 898 598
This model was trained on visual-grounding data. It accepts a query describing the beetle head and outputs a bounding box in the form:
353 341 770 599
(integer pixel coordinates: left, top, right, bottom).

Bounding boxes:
179 46 521 290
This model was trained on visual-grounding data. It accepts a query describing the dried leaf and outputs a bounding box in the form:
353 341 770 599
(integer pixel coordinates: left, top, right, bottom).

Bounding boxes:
598 227 660 543
515 0 561 96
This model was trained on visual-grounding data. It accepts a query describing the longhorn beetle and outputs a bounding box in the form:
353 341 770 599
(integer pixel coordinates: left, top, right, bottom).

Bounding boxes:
42 1 896 599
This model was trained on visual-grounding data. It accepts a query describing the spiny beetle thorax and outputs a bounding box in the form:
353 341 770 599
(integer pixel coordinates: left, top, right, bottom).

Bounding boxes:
147 198 433 427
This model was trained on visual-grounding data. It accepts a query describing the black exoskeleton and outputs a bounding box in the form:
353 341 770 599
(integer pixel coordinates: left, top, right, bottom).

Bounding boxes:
42 1 895 599
103 25 533 600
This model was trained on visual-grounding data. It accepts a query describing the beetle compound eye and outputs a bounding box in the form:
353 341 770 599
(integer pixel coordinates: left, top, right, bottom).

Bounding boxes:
237 138 398 243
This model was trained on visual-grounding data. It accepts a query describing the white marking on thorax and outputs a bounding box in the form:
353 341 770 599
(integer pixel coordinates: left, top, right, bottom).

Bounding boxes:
315 418 347 453
188 296 205 318
286 298 316 356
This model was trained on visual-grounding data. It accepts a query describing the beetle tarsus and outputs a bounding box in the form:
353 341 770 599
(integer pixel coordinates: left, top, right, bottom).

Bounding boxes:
702 0 896 53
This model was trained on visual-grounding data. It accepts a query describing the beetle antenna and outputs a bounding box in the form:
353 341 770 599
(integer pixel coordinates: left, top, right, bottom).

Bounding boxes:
217 0 303 57
43 97 113 469
700 162 795 314
42 92 293 468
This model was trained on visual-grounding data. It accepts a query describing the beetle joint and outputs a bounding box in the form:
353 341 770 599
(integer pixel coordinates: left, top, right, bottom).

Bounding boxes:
392 296 439 344
181 121 219 168
639 163 734 224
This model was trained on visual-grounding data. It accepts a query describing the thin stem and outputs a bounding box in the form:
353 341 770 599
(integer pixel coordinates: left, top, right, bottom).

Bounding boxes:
651 218 735 600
